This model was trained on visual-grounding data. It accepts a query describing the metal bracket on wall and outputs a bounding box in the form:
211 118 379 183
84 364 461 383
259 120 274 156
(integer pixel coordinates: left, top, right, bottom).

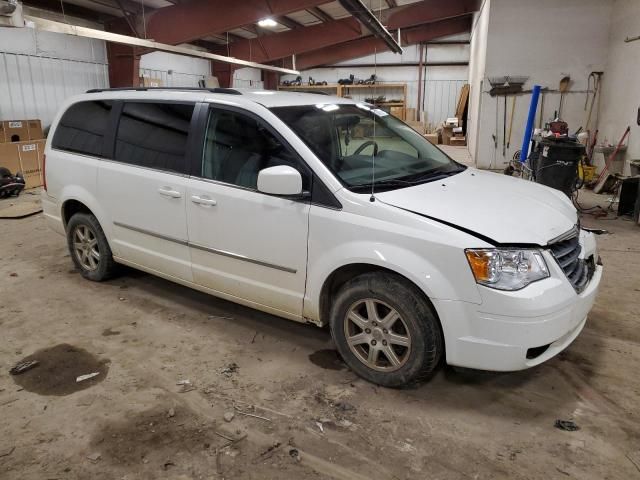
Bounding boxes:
624 34 640 43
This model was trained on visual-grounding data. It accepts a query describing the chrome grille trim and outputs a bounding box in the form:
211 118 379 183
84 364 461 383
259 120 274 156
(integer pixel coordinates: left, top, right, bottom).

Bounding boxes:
548 230 593 293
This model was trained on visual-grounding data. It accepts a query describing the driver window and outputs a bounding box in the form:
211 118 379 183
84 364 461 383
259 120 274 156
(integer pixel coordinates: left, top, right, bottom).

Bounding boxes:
336 113 419 159
201 109 309 190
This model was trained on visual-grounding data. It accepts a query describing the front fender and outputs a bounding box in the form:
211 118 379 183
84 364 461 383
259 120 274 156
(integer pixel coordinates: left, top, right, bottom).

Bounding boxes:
304 239 482 322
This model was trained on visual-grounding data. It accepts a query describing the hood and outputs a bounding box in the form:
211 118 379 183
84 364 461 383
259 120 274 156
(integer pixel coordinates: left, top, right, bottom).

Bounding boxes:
375 168 577 245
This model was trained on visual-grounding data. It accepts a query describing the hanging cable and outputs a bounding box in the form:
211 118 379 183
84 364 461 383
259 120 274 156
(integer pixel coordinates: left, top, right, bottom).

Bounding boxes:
369 0 383 202
59 0 69 25
140 0 147 39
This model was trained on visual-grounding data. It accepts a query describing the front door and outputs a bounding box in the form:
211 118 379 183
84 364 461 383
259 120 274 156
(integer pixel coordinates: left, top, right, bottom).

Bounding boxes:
186 106 311 318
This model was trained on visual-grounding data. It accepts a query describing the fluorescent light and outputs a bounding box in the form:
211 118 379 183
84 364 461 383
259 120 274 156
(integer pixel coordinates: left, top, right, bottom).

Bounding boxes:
258 18 278 27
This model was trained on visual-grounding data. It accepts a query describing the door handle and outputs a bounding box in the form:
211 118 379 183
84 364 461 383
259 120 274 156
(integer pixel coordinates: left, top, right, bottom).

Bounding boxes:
158 187 182 198
191 195 217 206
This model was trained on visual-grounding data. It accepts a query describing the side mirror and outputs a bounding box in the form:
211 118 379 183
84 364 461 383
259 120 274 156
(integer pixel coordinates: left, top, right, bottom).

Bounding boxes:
257 165 304 196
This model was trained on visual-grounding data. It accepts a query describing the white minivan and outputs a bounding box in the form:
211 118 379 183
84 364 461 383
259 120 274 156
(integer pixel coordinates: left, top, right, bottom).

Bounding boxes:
42 88 602 387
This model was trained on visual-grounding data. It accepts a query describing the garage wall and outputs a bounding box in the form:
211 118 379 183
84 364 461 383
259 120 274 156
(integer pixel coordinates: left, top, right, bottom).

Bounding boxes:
280 37 470 127
469 0 612 169
0 27 108 128
467 0 490 164
597 0 640 175
139 50 211 87
232 67 264 89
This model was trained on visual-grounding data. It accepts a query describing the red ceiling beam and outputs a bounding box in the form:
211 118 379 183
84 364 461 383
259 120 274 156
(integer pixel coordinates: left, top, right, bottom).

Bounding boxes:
285 16 472 71
385 0 480 29
211 18 362 65
144 0 331 46
211 0 479 65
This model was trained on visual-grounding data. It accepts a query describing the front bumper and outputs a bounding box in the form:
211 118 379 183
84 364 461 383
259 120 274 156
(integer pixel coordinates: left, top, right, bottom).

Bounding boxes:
434 231 602 371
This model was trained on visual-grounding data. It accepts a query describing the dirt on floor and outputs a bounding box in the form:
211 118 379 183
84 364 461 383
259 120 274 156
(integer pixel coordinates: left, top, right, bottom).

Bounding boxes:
0 189 639 480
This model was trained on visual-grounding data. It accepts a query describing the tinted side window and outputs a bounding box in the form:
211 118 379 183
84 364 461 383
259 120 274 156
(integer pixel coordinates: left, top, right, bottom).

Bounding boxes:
52 101 112 157
115 102 195 173
201 109 309 190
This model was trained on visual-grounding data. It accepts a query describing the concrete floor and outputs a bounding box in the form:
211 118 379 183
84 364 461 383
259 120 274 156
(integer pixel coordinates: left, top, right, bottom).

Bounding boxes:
1 187 639 480
437 145 474 166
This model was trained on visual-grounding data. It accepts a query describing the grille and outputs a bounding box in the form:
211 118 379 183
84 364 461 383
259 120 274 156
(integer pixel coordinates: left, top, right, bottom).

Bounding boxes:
548 233 594 293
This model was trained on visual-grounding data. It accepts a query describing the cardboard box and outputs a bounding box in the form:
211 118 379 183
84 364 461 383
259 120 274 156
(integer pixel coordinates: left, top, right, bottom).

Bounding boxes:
0 142 21 173
0 140 45 188
139 76 163 88
19 140 45 188
450 136 467 146
390 106 405 120
441 125 454 145
406 120 425 134
405 107 417 122
424 133 439 145
0 119 44 143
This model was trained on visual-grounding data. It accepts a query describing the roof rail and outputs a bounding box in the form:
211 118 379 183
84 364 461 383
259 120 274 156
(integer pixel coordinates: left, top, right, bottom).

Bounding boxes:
85 87 242 95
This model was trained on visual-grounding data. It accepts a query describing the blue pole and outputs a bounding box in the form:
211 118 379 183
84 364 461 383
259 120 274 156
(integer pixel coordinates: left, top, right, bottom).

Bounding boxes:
520 84 541 163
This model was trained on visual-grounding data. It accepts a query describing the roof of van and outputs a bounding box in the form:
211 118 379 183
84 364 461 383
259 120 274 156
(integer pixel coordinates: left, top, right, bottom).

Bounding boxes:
82 87 356 109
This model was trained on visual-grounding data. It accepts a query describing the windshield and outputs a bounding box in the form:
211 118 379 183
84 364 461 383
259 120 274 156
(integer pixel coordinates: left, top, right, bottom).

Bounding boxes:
271 103 465 192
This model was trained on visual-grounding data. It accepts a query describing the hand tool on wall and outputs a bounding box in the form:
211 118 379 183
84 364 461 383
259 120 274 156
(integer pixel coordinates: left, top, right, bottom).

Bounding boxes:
558 76 570 120
507 95 516 150
538 92 545 129
493 96 499 150
502 95 507 156
584 71 603 131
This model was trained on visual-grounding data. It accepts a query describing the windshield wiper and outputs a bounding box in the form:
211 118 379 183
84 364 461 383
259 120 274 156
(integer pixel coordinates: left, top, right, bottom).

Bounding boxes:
398 166 466 184
349 179 412 193
349 166 466 193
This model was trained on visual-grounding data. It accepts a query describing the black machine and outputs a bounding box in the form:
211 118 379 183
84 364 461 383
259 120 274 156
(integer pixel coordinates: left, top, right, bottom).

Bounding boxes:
529 137 585 197
357 74 376 85
618 177 640 222
0 167 26 198
338 74 355 85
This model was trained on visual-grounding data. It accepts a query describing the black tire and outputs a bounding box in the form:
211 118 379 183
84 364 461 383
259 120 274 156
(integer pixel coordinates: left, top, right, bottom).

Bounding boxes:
66 213 118 281
330 272 443 387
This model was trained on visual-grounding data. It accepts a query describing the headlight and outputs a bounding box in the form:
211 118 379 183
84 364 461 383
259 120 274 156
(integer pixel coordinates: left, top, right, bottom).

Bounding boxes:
465 248 549 291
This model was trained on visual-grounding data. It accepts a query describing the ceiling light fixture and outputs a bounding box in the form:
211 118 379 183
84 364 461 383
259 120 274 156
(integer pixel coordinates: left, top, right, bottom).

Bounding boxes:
258 18 278 27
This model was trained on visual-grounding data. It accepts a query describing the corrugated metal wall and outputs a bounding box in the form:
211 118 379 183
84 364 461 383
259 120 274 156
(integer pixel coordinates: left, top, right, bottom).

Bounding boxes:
0 28 108 128
139 67 207 88
422 79 468 128
139 51 211 88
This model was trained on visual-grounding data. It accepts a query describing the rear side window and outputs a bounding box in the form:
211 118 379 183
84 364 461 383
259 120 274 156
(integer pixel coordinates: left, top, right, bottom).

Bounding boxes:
52 101 112 157
115 102 195 174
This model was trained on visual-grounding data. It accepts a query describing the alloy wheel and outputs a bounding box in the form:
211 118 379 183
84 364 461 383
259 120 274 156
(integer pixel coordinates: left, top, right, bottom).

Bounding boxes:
72 224 100 271
343 298 411 372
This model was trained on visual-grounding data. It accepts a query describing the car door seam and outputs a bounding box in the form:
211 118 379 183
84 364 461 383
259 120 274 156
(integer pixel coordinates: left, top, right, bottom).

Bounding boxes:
113 221 297 274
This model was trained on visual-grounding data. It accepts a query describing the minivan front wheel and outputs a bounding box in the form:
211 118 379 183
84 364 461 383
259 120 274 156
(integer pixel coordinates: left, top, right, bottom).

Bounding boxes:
66 213 117 281
330 272 443 387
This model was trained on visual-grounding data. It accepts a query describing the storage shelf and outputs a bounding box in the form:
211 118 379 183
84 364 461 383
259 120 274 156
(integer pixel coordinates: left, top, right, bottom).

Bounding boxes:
278 84 340 90
341 83 406 89
277 82 408 120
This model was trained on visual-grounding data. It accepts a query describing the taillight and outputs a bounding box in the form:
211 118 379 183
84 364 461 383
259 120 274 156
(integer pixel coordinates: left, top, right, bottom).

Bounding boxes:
42 153 47 191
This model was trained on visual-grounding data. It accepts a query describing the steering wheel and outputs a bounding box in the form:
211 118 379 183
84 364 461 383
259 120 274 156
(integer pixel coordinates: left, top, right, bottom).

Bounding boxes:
353 140 379 156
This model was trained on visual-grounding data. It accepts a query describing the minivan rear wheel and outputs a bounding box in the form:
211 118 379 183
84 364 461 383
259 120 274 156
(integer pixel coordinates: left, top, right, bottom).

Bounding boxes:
66 213 117 281
330 272 443 387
